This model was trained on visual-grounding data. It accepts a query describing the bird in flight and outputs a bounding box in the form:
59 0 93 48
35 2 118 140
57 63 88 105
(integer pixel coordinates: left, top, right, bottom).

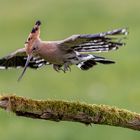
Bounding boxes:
0 20 128 81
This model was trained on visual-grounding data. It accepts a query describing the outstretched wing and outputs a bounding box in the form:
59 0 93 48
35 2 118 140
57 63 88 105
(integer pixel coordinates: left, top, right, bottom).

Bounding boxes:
0 48 48 69
58 28 128 52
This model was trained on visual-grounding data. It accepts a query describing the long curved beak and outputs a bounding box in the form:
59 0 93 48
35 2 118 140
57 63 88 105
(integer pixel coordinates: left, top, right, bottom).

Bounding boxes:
18 55 33 81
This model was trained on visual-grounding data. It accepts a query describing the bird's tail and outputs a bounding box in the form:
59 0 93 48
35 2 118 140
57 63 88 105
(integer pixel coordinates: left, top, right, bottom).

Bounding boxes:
77 54 115 70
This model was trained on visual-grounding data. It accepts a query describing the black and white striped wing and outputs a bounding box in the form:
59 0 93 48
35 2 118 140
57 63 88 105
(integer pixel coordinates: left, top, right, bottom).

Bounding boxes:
59 28 128 52
0 48 48 69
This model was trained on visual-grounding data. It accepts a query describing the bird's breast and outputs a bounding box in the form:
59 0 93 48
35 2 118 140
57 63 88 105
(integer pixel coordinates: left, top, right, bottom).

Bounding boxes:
38 42 65 64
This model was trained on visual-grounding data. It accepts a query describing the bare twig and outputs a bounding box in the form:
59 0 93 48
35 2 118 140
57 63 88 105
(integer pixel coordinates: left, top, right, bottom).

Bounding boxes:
0 95 140 131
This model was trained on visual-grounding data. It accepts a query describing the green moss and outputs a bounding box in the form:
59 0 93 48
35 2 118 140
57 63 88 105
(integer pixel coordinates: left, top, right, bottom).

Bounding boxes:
0 95 139 130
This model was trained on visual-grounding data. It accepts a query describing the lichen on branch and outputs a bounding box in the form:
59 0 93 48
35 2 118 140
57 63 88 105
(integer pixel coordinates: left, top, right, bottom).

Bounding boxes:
0 95 140 131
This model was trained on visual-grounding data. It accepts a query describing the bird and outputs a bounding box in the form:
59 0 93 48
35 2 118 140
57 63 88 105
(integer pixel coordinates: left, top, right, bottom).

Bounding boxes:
0 20 128 81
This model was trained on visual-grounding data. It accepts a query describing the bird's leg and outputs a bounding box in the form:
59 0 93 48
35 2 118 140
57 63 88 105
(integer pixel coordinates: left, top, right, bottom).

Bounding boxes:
53 63 71 73
53 64 63 72
63 62 71 73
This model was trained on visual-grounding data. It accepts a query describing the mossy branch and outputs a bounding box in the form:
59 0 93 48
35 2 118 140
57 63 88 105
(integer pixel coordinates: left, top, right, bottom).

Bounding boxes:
0 95 140 131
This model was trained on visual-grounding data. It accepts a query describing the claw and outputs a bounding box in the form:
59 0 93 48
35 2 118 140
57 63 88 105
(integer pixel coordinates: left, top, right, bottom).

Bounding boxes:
53 64 63 72
63 63 71 72
68 66 71 72
53 63 71 73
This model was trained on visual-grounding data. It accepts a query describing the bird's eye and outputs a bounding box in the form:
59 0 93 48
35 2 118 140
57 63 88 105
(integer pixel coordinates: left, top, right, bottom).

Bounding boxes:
28 37 32 41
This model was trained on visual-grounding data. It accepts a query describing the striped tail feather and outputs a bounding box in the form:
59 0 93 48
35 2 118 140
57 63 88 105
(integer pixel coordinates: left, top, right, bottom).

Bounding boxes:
74 28 128 53
92 55 115 64
77 54 115 70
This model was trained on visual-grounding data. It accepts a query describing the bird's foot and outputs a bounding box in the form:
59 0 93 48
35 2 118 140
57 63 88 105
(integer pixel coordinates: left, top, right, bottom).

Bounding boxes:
53 64 63 72
53 63 71 73
63 63 71 73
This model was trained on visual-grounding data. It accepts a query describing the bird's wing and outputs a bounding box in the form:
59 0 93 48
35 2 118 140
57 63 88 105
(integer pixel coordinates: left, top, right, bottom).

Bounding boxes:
58 28 128 52
0 48 49 69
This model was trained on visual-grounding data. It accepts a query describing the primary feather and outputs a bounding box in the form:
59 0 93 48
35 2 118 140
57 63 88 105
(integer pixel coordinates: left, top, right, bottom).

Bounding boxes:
59 28 128 53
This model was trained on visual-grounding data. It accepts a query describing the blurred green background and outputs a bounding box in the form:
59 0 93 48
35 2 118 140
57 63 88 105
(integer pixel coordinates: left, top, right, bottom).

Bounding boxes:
0 0 140 139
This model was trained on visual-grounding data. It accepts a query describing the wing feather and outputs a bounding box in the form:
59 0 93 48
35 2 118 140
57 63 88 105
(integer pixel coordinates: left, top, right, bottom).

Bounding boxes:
0 48 48 69
58 28 128 52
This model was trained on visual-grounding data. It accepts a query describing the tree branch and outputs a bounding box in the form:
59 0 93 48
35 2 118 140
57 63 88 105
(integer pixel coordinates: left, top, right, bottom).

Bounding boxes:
0 95 140 131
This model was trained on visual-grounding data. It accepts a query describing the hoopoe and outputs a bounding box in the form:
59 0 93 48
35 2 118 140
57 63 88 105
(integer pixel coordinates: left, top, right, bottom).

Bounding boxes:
0 20 128 81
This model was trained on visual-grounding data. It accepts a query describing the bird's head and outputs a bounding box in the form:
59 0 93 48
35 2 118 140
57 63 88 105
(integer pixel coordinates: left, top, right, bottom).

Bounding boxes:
18 20 41 81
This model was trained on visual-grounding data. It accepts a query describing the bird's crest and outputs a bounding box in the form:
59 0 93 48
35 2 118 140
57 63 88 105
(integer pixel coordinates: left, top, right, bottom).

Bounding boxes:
25 20 41 55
